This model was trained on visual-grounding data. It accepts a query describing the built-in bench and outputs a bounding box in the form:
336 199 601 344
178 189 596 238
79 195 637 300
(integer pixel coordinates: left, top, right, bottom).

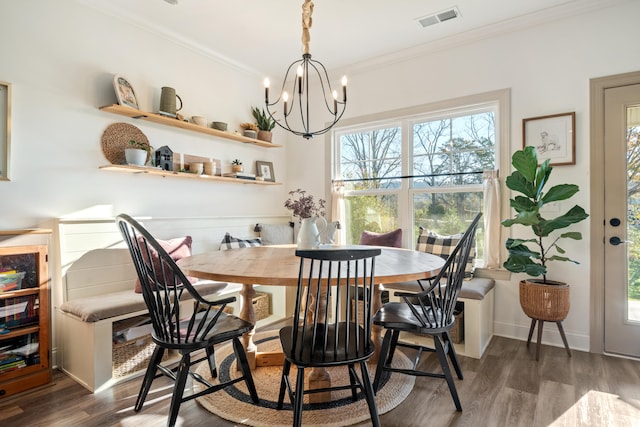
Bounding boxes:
383 276 495 359
54 216 290 393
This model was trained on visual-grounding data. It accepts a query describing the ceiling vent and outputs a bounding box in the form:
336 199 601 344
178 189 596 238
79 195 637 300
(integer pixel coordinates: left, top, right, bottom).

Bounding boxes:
418 6 461 28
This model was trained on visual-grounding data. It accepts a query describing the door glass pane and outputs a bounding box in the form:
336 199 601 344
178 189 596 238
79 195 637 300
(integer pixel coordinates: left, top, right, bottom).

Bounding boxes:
344 195 398 244
627 104 640 322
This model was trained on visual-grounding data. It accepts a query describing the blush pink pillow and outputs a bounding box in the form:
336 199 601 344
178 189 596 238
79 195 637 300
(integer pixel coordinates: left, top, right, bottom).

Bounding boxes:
134 236 194 293
359 228 403 248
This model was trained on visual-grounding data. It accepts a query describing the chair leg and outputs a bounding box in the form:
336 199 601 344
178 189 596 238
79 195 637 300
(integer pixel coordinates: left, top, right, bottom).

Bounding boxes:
348 363 358 401
434 334 462 411
232 337 259 403
278 359 292 409
527 318 537 348
206 345 217 378
387 330 400 365
359 361 381 427
167 352 190 427
556 321 572 358
293 367 306 427
444 331 463 380
373 329 393 393
135 345 165 412
536 320 545 361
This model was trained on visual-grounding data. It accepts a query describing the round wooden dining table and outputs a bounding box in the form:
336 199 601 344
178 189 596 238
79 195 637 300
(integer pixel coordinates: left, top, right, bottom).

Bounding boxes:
178 244 444 368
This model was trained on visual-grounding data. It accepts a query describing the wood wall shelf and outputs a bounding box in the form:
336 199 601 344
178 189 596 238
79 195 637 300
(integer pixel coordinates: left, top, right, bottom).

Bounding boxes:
99 164 281 185
99 104 282 148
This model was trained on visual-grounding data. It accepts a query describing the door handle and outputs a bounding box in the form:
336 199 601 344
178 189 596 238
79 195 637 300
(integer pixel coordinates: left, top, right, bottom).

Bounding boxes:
610 236 632 245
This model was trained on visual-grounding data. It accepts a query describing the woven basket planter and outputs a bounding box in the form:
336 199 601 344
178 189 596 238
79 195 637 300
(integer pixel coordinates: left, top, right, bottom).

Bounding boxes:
519 279 570 321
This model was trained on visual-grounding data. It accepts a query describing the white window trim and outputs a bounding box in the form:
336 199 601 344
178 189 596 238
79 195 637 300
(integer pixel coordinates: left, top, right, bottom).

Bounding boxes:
325 88 510 258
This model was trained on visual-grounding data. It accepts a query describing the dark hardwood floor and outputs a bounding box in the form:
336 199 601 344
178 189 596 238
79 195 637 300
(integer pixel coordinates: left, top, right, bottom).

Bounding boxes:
2 332 639 427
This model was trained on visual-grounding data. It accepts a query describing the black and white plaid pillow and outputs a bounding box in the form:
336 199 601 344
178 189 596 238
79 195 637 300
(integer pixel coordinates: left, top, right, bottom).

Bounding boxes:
416 229 475 277
219 233 262 250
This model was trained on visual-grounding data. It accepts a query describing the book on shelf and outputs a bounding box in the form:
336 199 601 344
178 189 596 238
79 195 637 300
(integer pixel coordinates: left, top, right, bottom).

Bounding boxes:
0 360 27 372
222 172 256 180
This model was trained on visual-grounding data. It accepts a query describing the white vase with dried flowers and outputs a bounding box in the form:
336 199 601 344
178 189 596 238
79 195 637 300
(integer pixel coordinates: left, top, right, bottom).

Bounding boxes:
284 189 328 249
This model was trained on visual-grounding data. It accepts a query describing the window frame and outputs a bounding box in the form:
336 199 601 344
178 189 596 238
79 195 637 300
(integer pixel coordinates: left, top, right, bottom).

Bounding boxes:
327 89 510 264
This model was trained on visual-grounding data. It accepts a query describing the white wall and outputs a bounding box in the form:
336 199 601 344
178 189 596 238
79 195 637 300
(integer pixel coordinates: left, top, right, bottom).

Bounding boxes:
289 0 640 351
0 0 291 229
2 0 639 353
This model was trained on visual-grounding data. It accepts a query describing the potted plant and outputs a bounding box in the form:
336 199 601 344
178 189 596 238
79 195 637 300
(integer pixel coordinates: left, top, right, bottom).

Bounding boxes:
502 146 589 357
125 139 150 166
239 122 258 139
251 107 276 143
231 159 243 173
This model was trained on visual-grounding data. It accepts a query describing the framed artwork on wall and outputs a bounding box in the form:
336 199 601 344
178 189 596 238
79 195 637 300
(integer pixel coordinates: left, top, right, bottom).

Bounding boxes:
112 74 139 109
0 81 11 181
522 112 575 166
256 161 275 182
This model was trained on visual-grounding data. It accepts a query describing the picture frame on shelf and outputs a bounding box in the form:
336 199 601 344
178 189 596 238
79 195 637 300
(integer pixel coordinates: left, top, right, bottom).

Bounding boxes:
113 74 139 110
522 112 575 166
256 161 275 182
0 81 11 181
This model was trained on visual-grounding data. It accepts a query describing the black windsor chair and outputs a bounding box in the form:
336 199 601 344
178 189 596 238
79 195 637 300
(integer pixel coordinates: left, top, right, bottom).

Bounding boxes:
115 214 258 427
277 247 382 427
372 213 482 411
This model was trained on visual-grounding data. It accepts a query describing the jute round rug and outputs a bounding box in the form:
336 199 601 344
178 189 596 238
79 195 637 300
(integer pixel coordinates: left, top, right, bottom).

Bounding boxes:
195 331 415 426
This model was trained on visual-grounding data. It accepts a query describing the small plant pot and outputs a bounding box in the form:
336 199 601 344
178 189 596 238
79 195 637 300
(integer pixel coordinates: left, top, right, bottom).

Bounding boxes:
243 130 257 139
124 148 148 166
257 130 273 143
232 165 243 173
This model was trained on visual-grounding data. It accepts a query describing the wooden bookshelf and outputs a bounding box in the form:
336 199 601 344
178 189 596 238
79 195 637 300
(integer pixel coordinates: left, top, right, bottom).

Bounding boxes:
0 244 50 399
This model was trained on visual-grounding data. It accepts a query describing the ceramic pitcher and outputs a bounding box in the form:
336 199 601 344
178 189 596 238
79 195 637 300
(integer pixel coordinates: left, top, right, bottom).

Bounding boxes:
297 217 327 249
159 86 183 116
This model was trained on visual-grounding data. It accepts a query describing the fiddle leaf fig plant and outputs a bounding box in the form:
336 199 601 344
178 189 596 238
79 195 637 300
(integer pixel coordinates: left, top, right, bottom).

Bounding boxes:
502 146 589 283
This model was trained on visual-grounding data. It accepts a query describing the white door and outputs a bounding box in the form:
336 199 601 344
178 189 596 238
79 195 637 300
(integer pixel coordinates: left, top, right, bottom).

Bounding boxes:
603 83 640 357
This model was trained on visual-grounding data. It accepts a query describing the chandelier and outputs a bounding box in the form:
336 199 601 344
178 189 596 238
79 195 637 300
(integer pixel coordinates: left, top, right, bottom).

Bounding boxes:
264 0 347 139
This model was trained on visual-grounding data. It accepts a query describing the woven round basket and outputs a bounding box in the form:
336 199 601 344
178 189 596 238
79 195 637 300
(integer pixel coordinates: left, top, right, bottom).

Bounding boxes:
101 122 150 165
519 279 570 321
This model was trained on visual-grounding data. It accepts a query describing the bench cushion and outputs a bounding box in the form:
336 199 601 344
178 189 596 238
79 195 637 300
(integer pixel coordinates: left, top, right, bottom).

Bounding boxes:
60 280 231 322
384 277 495 301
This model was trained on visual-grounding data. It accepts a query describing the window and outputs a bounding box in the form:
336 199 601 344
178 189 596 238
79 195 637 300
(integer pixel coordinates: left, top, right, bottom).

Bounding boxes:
332 90 509 266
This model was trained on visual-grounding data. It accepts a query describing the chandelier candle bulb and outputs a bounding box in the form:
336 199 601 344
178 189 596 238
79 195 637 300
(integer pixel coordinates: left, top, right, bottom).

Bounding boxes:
264 78 270 103
342 76 348 102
